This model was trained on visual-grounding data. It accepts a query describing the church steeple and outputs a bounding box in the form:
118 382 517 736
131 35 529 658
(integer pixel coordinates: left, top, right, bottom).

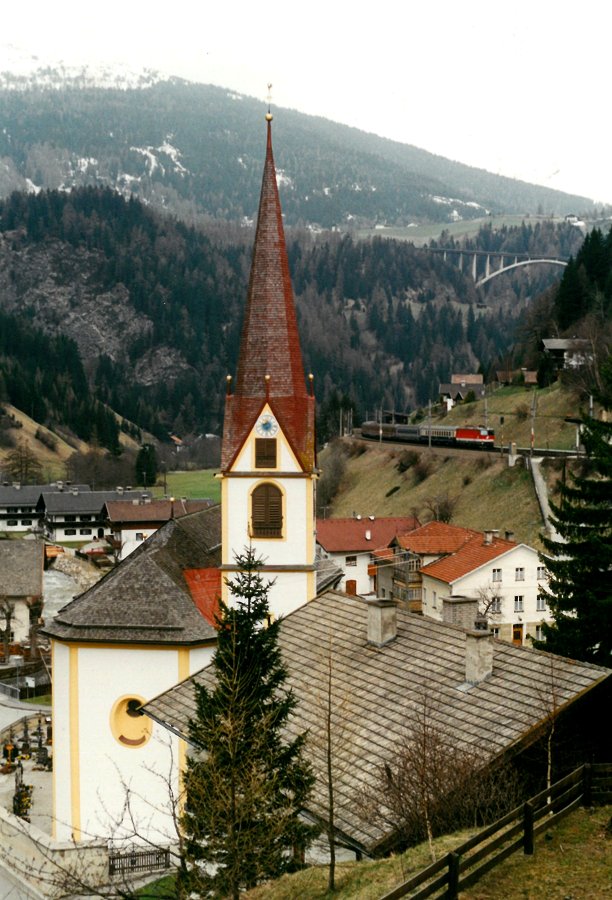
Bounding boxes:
220 113 317 617
222 116 315 472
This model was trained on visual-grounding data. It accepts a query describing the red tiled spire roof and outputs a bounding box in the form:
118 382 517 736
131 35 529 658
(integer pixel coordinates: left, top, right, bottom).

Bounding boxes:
222 119 315 471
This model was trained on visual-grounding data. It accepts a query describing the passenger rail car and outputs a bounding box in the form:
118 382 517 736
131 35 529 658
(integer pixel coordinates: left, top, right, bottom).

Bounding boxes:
360 421 495 448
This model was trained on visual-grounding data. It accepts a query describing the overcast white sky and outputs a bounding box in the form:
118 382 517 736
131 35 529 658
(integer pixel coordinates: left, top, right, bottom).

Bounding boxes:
3 0 610 203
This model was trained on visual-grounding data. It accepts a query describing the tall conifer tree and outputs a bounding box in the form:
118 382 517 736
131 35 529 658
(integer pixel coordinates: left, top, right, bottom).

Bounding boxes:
181 549 316 899
537 416 612 665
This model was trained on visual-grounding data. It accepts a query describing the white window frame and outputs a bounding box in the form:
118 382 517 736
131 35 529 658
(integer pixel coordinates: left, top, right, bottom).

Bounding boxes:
514 595 524 613
492 568 502 583
515 567 525 582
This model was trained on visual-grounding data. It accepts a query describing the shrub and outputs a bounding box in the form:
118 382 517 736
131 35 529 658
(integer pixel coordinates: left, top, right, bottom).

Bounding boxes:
413 454 434 484
396 450 419 473
514 403 529 422
35 428 58 451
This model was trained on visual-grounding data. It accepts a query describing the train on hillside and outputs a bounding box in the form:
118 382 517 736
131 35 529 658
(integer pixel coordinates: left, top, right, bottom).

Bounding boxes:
360 420 496 449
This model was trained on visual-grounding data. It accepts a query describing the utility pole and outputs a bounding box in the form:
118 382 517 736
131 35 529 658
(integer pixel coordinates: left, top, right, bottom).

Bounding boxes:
530 388 537 456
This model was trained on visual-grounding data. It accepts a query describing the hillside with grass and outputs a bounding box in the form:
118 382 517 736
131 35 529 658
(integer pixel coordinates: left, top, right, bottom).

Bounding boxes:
320 384 588 549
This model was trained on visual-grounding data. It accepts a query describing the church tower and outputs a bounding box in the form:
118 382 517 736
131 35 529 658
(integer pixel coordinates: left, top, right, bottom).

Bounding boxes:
220 113 316 617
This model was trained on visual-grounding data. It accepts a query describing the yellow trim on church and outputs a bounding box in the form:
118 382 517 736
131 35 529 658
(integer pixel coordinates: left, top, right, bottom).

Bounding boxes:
69 646 81 840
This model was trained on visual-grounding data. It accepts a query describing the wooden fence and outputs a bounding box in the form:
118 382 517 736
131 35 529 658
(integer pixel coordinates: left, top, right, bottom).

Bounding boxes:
380 763 611 900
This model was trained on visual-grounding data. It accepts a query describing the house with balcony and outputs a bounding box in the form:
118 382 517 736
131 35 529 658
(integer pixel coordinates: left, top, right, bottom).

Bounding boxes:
376 521 477 612
374 522 550 645
316 515 420 596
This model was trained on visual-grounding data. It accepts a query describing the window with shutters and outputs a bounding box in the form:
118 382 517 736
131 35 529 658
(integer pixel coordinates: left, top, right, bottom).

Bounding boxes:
255 438 277 469
251 483 283 538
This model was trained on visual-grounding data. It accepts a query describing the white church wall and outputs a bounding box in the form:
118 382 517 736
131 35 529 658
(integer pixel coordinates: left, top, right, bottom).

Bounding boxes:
52 643 213 845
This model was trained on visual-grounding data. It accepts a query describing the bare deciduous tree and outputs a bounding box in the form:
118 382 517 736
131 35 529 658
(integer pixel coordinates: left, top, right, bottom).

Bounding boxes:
359 688 524 860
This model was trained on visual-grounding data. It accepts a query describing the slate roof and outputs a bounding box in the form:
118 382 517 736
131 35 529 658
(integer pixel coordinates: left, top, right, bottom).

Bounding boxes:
222 120 315 473
104 498 212 524
314 550 344 593
41 505 222 646
0 540 44 597
144 591 611 854
39 490 151 515
316 516 420 553
0 483 90 505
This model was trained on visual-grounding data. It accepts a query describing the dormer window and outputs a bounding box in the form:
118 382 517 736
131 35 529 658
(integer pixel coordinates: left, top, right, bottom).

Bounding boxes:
251 483 282 538
255 438 277 469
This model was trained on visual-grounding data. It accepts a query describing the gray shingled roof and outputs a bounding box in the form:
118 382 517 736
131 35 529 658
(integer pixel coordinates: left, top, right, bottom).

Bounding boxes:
39 490 150 515
144 591 610 854
0 541 44 597
0 484 90 505
41 505 221 645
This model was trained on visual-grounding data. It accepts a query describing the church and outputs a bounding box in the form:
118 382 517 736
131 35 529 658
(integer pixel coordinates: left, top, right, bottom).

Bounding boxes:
41 110 321 843
40 114 612 861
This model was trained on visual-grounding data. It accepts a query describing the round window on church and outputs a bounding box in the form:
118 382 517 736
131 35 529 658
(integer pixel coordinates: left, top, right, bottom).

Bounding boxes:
110 695 152 749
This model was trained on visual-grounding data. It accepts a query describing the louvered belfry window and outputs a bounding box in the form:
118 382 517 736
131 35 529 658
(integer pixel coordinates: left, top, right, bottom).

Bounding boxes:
255 438 277 468
252 483 283 538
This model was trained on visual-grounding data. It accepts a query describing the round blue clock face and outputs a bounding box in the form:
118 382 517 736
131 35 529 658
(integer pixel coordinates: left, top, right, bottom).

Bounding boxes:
256 414 278 437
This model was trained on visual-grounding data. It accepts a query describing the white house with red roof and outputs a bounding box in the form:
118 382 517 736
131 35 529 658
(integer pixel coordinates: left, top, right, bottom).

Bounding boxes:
374 521 551 645
420 529 550 645
316 515 419 595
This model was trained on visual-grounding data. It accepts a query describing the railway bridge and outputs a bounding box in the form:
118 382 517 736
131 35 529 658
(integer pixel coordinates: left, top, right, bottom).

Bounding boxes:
423 247 568 287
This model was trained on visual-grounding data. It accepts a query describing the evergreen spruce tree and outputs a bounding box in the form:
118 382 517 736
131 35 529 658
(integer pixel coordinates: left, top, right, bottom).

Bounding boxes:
181 549 316 899
135 443 158 488
536 415 612 665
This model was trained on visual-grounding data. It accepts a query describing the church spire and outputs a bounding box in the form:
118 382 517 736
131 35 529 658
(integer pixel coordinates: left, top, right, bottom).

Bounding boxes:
222 114 315 471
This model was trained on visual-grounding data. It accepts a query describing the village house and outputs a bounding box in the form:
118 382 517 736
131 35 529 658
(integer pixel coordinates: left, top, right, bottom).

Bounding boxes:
0 482 90 534
541 338 593 370
0 540 44 647
36 487 151 542
375 520 477 611
420 529 549 645
375 522 550 645
316 515 420 595
103 497 213 560
438 373 486 406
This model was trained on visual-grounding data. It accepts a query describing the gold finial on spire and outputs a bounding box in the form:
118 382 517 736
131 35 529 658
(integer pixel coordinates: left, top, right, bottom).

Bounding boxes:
265 83 273 122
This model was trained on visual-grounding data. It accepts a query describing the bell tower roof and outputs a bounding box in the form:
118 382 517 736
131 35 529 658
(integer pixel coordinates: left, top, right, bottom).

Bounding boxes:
222 117 315 471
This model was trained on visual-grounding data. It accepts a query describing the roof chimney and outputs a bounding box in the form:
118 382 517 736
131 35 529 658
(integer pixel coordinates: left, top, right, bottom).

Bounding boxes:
505 530 515 542
366 597 398 647
365 529 371 541
483 530 493 545
465 622 494 684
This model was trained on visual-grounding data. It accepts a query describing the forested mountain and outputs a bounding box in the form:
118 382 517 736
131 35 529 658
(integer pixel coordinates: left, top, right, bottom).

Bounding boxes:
0 75 597 229
0 187 584 443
